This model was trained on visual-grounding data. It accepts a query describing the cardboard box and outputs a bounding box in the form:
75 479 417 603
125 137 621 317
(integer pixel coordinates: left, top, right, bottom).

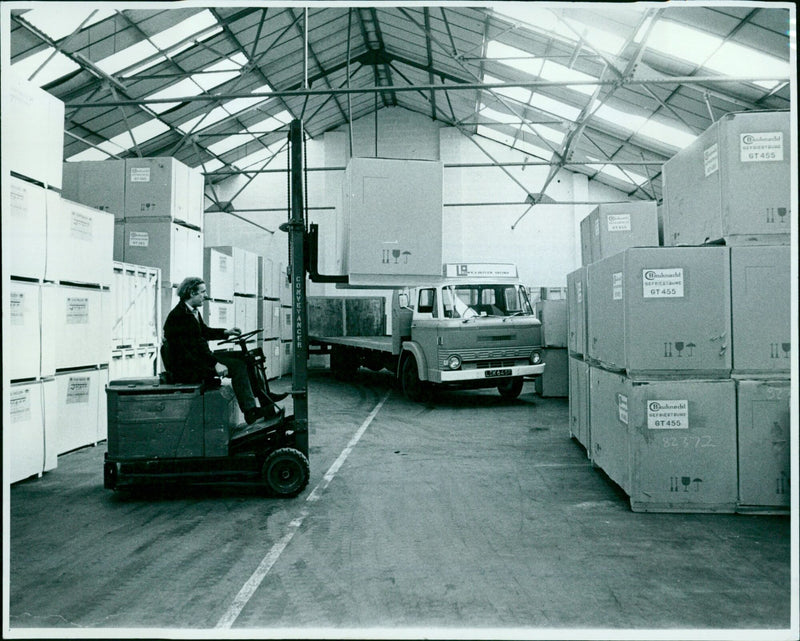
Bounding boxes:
590 366 738 512
730 246 791 374
204 247 235 302
5 280 42 381
41 285 112 371
535 299 568 348
580 202 659 265
736 379 790 511
46 198 114 287
568 355 590 452
54 368 102 455
587 247 731 377
234 295 259 333
2 71 64 189
124 157 197 225
5 379 55 483
566 267 588 357
341 158 443 286
122 220 203 286
535 347 568 397
663 111 791 246
3 175 48 280
62 160 126 218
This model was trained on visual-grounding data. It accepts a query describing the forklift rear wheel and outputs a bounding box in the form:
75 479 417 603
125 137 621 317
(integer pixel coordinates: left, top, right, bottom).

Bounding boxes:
497 377 524 400
262 448 310 497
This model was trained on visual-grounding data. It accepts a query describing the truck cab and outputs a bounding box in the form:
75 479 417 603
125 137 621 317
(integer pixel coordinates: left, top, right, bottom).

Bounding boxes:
393 264 545 401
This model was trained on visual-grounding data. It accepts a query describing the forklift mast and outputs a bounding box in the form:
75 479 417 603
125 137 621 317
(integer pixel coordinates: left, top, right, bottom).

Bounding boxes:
281 119 309 457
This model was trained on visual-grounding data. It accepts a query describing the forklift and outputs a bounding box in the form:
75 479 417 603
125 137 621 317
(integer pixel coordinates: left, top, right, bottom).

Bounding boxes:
104 120 313 497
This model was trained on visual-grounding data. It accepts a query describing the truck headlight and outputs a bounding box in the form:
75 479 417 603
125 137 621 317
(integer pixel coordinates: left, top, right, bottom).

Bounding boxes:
446 354 462 370
530 350 542 365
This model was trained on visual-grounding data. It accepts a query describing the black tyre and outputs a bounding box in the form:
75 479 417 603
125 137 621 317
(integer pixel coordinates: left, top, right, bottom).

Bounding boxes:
262 448 310 497
330 346 358 381
497 376 524 400
401 355 430 403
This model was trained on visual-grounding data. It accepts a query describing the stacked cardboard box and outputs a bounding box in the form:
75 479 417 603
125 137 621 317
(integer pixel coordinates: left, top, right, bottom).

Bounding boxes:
534 299 568 397
569 110 791 513
2 76 114 481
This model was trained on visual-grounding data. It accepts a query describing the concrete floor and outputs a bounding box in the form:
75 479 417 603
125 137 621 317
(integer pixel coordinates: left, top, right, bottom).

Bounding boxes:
7 369 795 638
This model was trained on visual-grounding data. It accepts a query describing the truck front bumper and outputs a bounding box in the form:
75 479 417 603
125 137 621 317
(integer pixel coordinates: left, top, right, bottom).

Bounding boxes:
433 362 545 384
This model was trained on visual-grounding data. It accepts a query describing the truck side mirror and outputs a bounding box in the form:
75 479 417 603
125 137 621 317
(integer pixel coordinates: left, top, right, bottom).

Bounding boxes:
398 293 410 308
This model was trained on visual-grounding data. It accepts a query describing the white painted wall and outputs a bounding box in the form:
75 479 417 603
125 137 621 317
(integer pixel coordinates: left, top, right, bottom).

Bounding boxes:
205 107 635 297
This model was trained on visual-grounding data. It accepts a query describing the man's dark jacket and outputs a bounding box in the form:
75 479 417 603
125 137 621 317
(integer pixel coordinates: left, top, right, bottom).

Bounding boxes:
163 302 227 383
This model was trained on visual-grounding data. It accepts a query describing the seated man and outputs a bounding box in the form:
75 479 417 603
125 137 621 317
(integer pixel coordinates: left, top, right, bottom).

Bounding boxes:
163 276 281 424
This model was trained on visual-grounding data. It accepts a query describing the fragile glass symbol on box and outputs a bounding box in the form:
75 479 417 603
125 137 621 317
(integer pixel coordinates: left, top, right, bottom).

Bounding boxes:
382 248 412 264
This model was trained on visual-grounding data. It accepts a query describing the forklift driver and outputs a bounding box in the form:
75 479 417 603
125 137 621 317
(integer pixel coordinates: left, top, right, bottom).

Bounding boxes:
163 276 279 425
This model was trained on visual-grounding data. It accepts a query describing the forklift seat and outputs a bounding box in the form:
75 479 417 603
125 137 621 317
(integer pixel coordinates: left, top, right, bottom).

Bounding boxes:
159 339 221 390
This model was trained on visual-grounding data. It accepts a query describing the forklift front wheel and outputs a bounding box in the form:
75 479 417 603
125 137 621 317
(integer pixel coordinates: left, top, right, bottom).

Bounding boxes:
262 448 310 497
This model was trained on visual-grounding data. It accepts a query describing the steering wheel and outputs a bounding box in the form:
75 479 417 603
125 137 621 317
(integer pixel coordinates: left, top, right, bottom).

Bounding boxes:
217 328 263 345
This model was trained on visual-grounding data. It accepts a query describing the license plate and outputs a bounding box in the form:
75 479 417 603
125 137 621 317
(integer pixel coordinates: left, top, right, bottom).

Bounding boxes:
485 368 512 378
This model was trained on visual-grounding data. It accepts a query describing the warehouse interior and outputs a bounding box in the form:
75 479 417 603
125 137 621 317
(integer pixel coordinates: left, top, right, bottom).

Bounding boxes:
2 1 797 639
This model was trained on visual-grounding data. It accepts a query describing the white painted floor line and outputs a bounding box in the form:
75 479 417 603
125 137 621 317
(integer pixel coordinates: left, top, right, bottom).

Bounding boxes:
215 390 391 629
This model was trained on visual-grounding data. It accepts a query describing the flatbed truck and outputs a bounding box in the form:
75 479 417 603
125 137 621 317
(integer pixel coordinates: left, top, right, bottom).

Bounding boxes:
310 265 545 402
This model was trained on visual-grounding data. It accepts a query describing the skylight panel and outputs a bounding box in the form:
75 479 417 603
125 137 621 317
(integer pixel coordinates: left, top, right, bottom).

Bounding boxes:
201 158 225 173
483 74 531 104
11 47 80 86
146 54 247 114
593 103 648 132
96 10 220 77
586 163 647 187
208 134 253 156
232 141 287 171
178 86 272 134
494 5 627 56
704 41 790 90
486 41 597 95
150 10 218 51
476 125 553 162
19 7 114 41
636 119 696 150
528 93 581 122
645 21 721 66
479 104 518 124
68 147 113 162
98 119 171 154
96 39 159 76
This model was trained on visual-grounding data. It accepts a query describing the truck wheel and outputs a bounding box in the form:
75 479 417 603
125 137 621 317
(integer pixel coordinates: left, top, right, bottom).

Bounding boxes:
330 346 358 380
497 377 524 400
401 355 430 403
262 448 310 497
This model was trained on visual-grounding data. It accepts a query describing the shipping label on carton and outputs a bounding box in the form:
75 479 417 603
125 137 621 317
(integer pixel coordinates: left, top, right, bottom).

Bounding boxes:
576 281 582 304
612 272 623 300
617 393 628 424
647 400 689 429
129 231 149 247
740 132 783 162
66 297 89 324
66 376 91 404
9 387 32 423
10 291 25 325
607 214 631 232
642 268 684 298
130 167 151 182
70 210 93 241
704 143 719 177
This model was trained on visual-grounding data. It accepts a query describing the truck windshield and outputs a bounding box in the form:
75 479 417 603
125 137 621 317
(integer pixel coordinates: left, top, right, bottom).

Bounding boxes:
442 285 533 318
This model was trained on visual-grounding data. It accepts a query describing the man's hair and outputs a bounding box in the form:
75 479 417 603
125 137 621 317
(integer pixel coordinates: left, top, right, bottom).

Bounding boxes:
177 277 205 301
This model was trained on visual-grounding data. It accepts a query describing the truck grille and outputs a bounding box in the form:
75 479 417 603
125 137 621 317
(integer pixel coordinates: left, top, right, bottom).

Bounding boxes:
439 346 531 369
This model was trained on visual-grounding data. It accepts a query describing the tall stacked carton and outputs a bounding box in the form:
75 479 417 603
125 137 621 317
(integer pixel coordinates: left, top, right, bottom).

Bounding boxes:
63 157 206 331
570 110 791 513
534 299 568 397
2 75 113 482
